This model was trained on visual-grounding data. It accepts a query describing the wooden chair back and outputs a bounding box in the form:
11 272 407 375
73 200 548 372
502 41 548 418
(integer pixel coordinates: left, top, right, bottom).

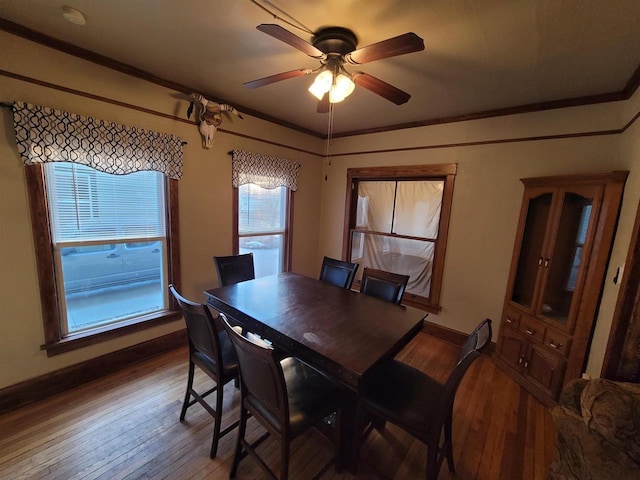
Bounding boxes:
319 256 359 289
169 284 224 369
219 313 288 430
213 253 255 286
360 267 410 304
437 319 492 423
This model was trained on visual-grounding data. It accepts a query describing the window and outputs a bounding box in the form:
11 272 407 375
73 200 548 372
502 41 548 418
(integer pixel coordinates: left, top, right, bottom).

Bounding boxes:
344 164 456 312
47 162 169 335
26 164 181 355
229 149 300 277
235 184 292 276
13 101 183 355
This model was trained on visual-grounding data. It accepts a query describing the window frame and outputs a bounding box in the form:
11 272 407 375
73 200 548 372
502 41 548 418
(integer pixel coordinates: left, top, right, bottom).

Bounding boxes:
343 164 457 313
26 164 182 356
232 186 294 273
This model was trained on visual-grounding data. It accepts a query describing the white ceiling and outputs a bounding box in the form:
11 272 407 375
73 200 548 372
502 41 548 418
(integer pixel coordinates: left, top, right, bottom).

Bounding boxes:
1 0 639 136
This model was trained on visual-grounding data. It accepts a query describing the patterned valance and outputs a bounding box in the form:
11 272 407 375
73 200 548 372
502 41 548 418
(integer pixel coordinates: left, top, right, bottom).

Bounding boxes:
12 102 183 180
230 149 300 191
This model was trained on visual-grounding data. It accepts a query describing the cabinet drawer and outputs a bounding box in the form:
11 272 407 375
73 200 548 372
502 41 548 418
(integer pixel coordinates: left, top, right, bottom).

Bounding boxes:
502 308 521 329
543 329 571 356
519 316 545 342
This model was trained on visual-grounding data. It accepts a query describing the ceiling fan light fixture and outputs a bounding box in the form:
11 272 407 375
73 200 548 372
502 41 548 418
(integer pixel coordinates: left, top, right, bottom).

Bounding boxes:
249 24 422 108
308 70 333 100
329 73 355 103
309 70 355 103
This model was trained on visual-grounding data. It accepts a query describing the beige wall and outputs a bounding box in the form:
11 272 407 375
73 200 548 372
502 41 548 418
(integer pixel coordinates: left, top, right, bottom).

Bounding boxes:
319 94 638 378
587 95 640 376
0 30 638 390
0 32 323 389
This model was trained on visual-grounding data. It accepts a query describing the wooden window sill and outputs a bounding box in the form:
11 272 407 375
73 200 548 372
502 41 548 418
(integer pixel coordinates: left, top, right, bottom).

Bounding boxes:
41 309 182 356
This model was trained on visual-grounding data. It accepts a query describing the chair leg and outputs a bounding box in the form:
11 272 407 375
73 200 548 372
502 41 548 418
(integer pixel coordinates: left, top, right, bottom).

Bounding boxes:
280 431 290 480
444 410 455 473
209 383 224 458
230 406 248 478
372 417 387 431
180 361 195 421
426 443 440 480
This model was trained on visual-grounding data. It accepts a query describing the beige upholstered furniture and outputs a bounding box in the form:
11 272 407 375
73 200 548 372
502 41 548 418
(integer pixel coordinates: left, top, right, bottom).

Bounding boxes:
548 378 640 479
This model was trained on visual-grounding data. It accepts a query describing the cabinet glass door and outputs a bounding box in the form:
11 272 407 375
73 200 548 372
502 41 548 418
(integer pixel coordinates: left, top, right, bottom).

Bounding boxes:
511 192 553 309
540 189 597 325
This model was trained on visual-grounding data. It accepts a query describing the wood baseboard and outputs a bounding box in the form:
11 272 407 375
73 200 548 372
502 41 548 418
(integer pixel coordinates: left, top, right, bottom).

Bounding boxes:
0 322 492 416
0 329 187 416
422 320 496 355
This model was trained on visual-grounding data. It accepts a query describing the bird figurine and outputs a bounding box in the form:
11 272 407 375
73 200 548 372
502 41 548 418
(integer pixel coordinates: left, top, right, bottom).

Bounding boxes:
187 93 243 149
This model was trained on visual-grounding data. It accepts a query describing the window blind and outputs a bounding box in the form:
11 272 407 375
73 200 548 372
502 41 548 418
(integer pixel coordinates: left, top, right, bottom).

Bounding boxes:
45 162 166 243
238 184 286 235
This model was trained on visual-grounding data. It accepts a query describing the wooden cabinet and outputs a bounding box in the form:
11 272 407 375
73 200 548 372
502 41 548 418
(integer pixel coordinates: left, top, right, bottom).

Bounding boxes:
497 308 567 399
496 172 627 405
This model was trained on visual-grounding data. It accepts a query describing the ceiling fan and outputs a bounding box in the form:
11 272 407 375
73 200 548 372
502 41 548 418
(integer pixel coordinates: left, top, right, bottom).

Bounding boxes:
244 24 425 112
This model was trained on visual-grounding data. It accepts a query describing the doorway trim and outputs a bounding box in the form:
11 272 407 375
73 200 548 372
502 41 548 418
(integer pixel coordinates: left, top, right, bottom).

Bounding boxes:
601 196 640 380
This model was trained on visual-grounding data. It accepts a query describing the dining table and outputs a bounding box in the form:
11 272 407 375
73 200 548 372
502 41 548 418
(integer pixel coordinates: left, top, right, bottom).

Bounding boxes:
204 272 427 471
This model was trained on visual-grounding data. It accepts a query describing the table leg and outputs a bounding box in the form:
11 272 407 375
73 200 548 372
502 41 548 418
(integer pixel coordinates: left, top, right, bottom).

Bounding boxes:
336 389 368 474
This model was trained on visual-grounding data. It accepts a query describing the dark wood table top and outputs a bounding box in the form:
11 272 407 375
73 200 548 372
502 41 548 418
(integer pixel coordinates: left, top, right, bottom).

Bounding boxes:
205 272 427 390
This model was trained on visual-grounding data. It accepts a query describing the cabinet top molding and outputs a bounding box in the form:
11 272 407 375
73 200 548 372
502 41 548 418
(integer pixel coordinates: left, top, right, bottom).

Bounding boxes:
521 171 629 187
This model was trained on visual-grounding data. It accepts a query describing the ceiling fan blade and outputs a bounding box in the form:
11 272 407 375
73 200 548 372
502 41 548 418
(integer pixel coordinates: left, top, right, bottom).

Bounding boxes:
345 32 424 65
257 24 325 59
244 69 312 89
317 93 330 113
353 73 411 105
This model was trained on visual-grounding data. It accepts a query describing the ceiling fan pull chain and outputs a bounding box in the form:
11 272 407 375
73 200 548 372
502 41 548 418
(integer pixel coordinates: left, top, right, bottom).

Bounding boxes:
325 103 334 165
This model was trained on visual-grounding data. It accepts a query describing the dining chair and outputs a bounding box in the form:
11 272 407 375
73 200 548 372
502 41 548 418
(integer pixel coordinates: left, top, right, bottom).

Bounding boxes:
213 253 255 286
219 313 342 480
357 318 492 480
169 284 240 458
319 256 359 289
360 267 410 304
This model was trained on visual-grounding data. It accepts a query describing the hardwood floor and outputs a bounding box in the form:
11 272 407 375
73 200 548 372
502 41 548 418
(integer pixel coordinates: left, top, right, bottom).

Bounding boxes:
0 333 556 479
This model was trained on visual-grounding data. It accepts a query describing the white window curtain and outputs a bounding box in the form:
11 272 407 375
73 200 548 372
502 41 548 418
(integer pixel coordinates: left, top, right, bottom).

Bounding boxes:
230 149 300 190
355 180 445 298
357 180 443 237
12 101 183 179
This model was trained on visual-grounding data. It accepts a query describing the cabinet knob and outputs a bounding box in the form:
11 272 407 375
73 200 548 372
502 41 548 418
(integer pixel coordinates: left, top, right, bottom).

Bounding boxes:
524 360 529 369
518 355 524 365
538 257 543 266
506 317 514 324
525 328 536 336
543 257 550 268
549 341 562 349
